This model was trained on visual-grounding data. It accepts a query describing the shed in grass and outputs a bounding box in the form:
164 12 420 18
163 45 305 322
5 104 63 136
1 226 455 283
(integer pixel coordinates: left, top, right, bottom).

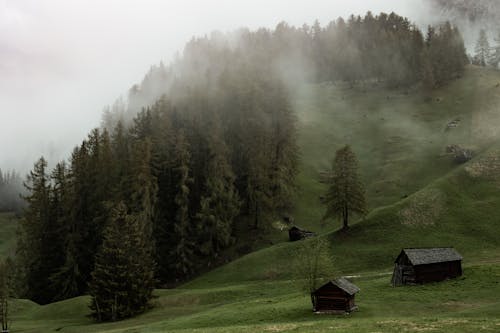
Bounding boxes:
288 226 316 241
311 278 360 313
391 247 463 286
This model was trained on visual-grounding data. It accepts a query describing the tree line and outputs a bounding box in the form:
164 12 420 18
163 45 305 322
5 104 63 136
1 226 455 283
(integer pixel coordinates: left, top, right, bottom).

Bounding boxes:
103 12 468 129
0 169 24 213
16 65 298 320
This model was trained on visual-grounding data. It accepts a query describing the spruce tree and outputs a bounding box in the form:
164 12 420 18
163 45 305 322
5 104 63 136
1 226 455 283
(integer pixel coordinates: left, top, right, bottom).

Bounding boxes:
17 157 54 304
196 122 240 258
474 29 491 67
89 202 155 322
172 129 194 281
421 48 436 97
46 162 72 301
0 260 10 332
490 30 500 69
322 145 366 230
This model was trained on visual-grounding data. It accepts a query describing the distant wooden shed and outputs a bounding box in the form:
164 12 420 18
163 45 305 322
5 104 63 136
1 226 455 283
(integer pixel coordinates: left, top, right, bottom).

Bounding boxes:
311 278 360 313
288 226 315 241
391 248 463 286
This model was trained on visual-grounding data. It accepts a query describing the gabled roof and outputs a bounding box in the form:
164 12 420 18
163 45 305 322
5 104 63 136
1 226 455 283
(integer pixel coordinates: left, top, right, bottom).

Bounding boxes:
397 248 463 266
314 277 360 296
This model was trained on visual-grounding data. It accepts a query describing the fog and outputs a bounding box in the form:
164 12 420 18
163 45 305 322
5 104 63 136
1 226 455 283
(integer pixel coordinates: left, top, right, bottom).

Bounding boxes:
0 0 446 173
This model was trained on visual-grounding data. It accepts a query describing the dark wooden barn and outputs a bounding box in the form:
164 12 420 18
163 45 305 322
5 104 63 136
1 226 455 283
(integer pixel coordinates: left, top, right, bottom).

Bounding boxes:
288 226 315 241
391 248 463 286
311 278 360 313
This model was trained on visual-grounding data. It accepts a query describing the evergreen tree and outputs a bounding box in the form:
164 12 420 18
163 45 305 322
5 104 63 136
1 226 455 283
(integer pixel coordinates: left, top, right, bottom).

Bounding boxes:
89 202 155 322
474 29 491 66
196 121 240 259
322 145 366 230
17 157 54 304
130 138 157 243
172 129 194 281
67 142 95 294
46 162 71 301
268 83 299 210
421 48 436 97
490 30 500 69
0 260 10 332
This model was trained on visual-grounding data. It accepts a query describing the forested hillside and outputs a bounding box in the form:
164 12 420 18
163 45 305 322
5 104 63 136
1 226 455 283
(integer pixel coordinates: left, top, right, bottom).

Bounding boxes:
15 12 469 315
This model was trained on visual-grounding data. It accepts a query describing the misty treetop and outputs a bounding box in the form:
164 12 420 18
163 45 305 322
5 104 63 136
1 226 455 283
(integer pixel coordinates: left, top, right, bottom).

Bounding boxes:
103 11 468 128
0 169 24 213
471 29 500 69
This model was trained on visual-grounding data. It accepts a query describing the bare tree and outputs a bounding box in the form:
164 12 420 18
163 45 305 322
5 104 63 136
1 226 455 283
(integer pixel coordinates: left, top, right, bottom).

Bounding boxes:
293 237 334 303
0 261 10 332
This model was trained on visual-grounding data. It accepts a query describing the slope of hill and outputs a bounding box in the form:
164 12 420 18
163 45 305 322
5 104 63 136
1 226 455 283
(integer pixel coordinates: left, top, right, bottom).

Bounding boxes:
290 65 500 233
6 66 500 332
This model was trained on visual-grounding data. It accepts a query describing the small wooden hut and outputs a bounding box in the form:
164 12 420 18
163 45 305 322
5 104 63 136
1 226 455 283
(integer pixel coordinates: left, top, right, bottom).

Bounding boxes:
391 247 463 286
288 226 315 241
311 278 360 313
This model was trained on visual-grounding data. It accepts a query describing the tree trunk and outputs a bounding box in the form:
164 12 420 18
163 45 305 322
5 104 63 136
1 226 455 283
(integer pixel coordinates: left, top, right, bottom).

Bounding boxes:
254 202 259 229
342 205 349 230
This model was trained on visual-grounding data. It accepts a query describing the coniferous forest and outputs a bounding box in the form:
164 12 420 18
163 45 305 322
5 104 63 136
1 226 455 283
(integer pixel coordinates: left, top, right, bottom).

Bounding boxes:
0 170 24 214
15 12 469 320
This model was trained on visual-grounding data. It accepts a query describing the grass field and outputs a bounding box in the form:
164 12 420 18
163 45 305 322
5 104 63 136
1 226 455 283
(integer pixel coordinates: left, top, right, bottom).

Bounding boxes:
5 66 500 332
7 263 500 332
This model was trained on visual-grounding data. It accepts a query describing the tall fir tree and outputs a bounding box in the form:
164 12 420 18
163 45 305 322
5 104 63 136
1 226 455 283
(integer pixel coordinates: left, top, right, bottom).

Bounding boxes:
89 202 155 322
172 129 194 281
196 120 240 259
46 162 72 301
474 29 491 67
322 145 367 230
17 157 55 304
490 30 500 69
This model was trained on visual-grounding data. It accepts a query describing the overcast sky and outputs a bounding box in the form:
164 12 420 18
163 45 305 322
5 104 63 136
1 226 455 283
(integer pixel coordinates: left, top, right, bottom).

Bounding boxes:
1 0 434 173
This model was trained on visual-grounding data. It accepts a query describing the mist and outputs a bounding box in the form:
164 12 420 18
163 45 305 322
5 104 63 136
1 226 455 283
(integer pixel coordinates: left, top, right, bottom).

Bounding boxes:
1 0 446 173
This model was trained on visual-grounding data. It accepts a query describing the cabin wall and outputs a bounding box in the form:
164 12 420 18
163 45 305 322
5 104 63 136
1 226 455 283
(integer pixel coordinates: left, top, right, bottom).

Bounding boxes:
414 260 462 283
313 286 354 312
392 263 416 286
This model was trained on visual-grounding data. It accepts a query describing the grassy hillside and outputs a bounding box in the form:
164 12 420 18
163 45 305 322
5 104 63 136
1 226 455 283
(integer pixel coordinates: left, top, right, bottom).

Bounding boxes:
7 263 500 332
6 66 500 332
293 65 500 233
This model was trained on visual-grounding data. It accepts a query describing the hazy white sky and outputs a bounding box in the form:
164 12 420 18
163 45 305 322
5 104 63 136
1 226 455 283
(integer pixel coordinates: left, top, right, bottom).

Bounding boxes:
0 0 431 173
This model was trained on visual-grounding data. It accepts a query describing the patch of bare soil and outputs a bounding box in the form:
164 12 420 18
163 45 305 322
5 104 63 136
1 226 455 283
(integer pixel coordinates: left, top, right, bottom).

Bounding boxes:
465 150 500 182
399 189 445 226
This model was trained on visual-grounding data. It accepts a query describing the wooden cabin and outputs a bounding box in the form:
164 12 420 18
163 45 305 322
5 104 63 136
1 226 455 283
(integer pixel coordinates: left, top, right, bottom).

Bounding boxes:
391 248 463 286
311 278 360 313
288 226 315 241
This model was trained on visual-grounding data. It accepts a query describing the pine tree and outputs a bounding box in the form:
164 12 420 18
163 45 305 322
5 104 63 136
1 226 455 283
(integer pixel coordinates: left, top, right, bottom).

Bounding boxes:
17 157 54 303
148 101 176 282
322 145 366 230
196 122 240 259
89 202 155 322
172 129 194 281
490 30 500 69
0 260 10 332
474 29 491 67
130 138 157 243
67 142 95 294
421 48 436 97
268 83 299 210
46 162 72 301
